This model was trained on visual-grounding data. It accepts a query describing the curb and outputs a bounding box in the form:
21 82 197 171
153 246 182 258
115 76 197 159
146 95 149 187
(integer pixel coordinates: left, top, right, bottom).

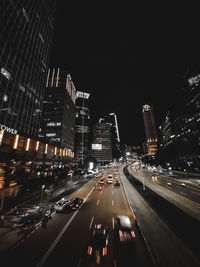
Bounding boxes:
119 166 157 266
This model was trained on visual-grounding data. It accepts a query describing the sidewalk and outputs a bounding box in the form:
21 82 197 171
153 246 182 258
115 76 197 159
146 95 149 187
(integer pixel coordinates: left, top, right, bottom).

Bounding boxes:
0 176 86 254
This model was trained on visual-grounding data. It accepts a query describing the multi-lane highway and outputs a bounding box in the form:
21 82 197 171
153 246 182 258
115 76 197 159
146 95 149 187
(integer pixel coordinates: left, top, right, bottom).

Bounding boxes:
1 168 154 267
129 164 200 221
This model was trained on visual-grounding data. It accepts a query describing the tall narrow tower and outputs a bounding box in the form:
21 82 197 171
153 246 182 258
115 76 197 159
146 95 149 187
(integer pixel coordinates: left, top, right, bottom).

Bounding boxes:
142 105 158 155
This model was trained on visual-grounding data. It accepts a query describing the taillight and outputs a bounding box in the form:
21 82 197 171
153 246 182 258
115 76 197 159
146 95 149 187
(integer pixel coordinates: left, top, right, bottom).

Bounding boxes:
102 246 107 256
87 246 92 255
119 230 123 238
131 231 136 238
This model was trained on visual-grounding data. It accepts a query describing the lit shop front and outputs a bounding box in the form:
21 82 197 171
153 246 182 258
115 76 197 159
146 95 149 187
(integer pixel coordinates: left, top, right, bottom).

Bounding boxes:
0 129 74 190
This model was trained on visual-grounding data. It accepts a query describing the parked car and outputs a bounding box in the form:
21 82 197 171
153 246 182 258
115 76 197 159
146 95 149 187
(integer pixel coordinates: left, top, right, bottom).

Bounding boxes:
87 224 109 264
54 198 71 212
70 197 83 210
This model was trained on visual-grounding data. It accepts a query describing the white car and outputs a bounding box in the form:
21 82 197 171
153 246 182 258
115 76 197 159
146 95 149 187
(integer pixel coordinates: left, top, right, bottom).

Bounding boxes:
54 198 70 212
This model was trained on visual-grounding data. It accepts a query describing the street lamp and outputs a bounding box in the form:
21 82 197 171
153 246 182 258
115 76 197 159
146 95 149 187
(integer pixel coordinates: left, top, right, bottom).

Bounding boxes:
139 154 149 190
40 184 45 204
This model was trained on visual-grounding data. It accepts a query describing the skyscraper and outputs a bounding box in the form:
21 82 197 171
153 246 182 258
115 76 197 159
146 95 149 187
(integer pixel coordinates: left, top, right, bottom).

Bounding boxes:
90 120 112 164
40 68 76 152
142 104 158 155
0 0 55 138
74 91 91 165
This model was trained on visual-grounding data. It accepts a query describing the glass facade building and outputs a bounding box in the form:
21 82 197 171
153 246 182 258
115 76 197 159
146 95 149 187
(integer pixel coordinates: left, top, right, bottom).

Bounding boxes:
142 104 158 155
40 68 76 152
90 121 112 164
0 0 55 138
74 91 91 165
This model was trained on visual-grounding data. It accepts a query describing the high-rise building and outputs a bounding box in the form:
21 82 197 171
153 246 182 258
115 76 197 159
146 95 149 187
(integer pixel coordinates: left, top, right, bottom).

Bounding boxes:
142 104 158 155
74 91 90 165
0 0 55 138
40 68 76 152
90 120 112 164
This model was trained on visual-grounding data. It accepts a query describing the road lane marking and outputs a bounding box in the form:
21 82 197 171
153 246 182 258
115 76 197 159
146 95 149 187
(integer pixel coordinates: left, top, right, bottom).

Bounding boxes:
112 200 114 206
37 210 79 267
97 199 100 206
89 216 94 229
112 191 114 195
112 217 115 229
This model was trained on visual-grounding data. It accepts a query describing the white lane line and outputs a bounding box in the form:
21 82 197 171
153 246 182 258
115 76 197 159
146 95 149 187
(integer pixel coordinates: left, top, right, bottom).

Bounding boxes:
112 217 115 229
37 183 95 267
89 216 94 229
37 210 78 267
112 191 114 195
97 199 100 206
112 200 114 206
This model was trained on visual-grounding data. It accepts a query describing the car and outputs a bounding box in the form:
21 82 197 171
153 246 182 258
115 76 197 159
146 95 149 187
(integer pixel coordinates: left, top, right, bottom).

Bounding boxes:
70 197 83 210
54 198 71 212
167 182 172 186
115 215 136 243
108 174 113 178
99 179 104 184
107 178 113 184
114 180 120 186
98 185 103 191
87 224 109 264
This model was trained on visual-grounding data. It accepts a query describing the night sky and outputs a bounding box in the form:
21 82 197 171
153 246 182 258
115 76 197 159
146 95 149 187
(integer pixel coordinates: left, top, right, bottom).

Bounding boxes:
50 1 200 146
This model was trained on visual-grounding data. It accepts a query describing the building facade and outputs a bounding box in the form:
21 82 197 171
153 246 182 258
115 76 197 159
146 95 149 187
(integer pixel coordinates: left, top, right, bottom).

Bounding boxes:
90 121 112 164
74 91 90 165
40 68 76 152
142 104 158 155
0 0 55 138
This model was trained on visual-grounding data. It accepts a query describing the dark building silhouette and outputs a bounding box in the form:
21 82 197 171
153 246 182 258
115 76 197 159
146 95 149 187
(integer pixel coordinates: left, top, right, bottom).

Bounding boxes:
74 91 90 165
40 68 76 152
142 105 158 155
0 0 55 138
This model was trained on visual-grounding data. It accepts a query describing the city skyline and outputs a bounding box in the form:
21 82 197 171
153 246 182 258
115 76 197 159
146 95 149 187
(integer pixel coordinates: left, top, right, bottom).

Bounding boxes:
49 1 200 146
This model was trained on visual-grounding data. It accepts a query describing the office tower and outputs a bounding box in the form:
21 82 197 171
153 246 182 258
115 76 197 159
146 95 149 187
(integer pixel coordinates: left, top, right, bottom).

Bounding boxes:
0 0 55 138
105 113 121 161
40 68 76 152
142 104 158 155
159 112 175 148
90 120 112 164
74 91 90 165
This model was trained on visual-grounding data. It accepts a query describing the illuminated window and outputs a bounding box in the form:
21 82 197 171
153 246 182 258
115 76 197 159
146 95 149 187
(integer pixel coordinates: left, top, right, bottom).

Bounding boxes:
45 144 48 154
25 138 30 151
1 67 11 79
39 32 44 43
35 141 40 151
13 135 19 149
22 8 29 22
3 94 8 102
46 133 56 137
0 130 4 146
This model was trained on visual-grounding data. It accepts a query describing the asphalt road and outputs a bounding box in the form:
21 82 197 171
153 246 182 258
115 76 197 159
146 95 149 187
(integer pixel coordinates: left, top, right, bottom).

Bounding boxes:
1 168 153 267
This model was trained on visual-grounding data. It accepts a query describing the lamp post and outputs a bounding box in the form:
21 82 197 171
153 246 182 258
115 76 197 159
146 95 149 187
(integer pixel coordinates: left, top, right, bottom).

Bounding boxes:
40 184 45 204
139 153 149 190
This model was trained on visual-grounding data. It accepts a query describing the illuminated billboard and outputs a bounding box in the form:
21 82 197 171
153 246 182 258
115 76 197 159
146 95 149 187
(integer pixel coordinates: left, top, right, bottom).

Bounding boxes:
92 144 102 150
76 91 90 99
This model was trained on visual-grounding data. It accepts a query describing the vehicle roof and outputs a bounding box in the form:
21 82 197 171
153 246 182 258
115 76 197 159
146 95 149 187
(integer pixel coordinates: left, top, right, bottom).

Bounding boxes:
117 216 132 228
